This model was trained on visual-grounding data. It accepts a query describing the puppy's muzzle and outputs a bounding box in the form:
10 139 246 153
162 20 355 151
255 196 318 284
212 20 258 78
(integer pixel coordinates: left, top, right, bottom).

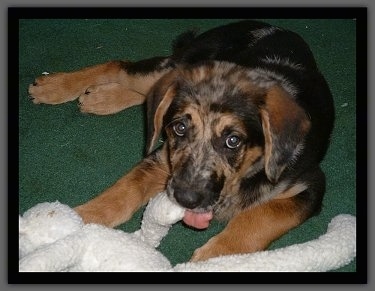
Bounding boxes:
173 185 205 209
171 184 215 230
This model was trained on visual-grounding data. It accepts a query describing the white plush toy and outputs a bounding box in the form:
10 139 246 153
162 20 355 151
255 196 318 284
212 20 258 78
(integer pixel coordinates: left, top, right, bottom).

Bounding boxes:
19 192 356 272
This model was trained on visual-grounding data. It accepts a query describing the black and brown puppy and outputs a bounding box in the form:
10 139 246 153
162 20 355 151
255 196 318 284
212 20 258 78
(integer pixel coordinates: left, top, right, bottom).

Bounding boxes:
28 20 334 261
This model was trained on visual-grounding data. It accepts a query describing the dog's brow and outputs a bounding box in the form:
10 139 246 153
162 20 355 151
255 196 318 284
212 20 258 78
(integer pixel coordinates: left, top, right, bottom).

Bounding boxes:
173 114 191 123
213 114 247 136
165 114 190 129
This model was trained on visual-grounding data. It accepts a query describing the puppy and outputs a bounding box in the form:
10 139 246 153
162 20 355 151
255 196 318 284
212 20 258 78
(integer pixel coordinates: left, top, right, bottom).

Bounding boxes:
28 20 334 261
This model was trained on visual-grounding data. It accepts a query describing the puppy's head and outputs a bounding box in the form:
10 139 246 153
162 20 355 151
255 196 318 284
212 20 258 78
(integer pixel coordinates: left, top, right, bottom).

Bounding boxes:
146 61 310 228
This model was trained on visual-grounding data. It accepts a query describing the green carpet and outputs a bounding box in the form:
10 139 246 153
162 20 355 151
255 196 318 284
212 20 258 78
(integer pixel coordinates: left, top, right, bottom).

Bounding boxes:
19 17 356 272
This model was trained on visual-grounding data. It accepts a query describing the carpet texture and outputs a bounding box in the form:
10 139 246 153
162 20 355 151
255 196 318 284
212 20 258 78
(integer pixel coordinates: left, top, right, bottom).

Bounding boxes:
18 18 356 272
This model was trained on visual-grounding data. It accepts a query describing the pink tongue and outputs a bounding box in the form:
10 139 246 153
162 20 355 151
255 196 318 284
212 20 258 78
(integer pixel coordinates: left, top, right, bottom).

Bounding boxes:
183 210 213 229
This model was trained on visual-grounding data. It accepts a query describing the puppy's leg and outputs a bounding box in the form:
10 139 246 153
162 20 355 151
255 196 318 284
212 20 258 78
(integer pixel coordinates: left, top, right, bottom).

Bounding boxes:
29 57 172 114
74 146 170 227
77 82 146 115
28 61 126 105
190 195 309 262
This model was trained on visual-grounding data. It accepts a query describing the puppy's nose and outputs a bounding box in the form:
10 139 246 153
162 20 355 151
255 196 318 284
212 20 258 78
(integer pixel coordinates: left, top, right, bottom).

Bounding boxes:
173 186 203 209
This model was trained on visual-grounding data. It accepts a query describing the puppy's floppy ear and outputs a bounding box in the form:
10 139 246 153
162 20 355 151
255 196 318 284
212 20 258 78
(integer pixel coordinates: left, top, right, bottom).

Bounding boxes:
146 70 179 154
260 86 311 183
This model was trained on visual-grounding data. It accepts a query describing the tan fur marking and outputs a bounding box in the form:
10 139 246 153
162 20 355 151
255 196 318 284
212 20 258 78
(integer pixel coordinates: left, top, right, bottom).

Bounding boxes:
274 183 308 200
238 146 263 177
147 70 181 153
260 109 273 174
264 85 310 133
181 105 202 120
224 146 263 192
191 197 303 261
182 64 213 84
149 85 176 152
260 85 311 182
213 114 247 138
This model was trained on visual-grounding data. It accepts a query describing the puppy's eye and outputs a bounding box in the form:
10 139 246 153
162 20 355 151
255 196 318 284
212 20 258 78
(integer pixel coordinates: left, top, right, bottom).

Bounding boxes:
173 122 187 137
225 135 241 149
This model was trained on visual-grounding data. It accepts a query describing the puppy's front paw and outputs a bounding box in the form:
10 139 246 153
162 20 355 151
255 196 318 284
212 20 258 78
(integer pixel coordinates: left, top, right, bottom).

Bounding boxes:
28 73 80 104
190 236 231 262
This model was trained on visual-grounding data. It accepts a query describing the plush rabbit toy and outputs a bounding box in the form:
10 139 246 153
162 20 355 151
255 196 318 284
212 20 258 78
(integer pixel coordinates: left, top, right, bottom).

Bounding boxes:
19 192 356 272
